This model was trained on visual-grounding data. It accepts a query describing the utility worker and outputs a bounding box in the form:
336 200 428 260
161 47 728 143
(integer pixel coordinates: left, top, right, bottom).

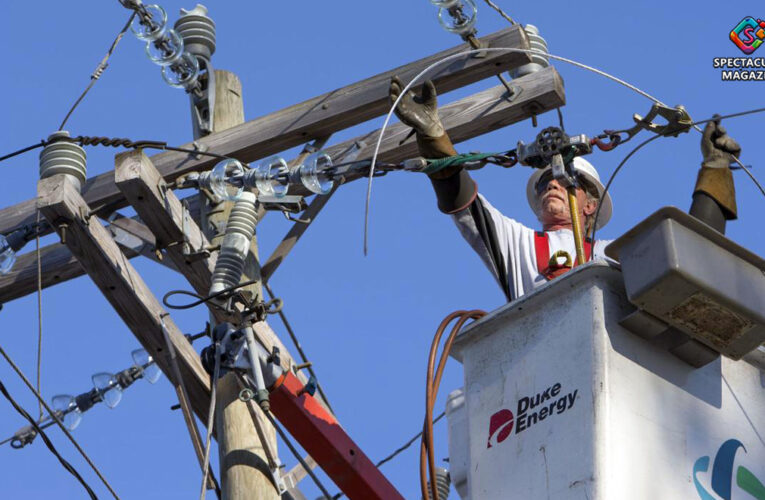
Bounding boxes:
389 77 741 302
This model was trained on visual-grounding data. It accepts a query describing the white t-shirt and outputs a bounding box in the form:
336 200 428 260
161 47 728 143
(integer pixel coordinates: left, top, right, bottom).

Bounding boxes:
451 194 611 301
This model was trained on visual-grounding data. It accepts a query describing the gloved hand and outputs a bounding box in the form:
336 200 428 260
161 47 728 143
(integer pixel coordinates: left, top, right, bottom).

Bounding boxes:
701 117 741 168
694 116 740 220
389 76 445 138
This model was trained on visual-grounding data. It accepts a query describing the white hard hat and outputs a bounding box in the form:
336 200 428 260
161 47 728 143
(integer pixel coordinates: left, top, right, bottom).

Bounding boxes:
525 156 613 229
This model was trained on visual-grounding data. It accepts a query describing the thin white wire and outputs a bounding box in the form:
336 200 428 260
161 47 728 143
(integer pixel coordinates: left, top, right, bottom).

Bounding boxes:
363 47 665 254
199 345 220 500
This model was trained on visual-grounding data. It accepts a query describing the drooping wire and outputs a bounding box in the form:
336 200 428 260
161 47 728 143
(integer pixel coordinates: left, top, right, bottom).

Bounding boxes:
263 282 334 414
0 378 98 499
58 13 136 131
163 278 265 310
365 46 665 255
0 345 121 499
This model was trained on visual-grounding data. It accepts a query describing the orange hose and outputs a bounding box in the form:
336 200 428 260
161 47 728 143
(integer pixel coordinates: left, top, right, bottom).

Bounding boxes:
420 309 486 500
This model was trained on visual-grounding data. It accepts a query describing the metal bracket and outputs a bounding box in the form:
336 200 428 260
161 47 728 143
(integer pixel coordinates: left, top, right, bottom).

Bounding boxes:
593 103 693 151
189 56 216 138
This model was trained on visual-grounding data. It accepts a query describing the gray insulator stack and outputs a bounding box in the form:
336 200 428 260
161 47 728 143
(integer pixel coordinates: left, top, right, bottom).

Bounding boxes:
425 467 451 500
174 4 216 60
510 24 550 79
209 191 258 296
39 131 87 191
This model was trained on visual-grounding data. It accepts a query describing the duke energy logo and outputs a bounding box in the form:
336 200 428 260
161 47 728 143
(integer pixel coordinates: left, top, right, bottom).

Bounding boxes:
487 382 577 449
693 439 765 499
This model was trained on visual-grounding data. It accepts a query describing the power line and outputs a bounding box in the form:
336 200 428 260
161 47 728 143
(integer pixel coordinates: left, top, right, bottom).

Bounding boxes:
0 378 98 499
264 282 334 414
35 210 43 420
58 13 136 130
0 345 121 499
331 411 448 500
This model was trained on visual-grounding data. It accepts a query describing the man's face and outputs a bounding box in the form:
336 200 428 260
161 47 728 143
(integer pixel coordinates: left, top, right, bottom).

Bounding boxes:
534 173 598 228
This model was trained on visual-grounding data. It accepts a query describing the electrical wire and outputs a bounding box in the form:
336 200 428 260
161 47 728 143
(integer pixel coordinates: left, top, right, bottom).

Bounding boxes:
365 46 665 255
0 141 46 164
0 378 98 499
261 410 334 500
481 0 518 25
421 310 485 500
0 345 121 499
329 411 448 500
263 282 334 415
58 13 136 131
589 107 765 248
35 210 43 420
199 340 220 500
162 278 260 310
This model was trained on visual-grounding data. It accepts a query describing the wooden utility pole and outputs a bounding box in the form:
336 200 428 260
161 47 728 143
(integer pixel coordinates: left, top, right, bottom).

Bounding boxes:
197 70 279 500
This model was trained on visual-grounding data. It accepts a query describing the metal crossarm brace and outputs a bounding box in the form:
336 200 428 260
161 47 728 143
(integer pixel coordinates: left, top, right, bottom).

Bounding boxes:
268 369 404 499
36 175 212 420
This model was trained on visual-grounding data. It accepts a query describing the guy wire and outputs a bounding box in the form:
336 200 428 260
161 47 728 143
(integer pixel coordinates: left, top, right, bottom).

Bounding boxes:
0 345 121 499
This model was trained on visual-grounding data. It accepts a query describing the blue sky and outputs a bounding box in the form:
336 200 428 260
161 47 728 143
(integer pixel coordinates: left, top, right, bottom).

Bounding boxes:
0 1 763 498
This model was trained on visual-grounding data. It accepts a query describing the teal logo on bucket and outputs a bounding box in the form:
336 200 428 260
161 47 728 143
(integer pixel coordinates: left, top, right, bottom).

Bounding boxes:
693 439 765 499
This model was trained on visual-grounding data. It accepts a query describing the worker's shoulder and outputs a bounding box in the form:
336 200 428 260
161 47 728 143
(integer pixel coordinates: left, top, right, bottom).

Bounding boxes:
472 193 535 234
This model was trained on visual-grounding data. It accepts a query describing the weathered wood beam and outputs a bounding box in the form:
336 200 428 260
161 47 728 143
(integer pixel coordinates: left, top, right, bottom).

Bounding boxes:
2 67 564 303
114 150 303 376
0 213 174 305
36 175 211 420
0 27 531 237
259 67 565 275
297 66 566 195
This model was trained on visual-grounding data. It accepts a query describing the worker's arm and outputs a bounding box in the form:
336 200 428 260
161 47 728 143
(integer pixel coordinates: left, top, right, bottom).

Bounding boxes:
389 77 477 213
689 118 741 234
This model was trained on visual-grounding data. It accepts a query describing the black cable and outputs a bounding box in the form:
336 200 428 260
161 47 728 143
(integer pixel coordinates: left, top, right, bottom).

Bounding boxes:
263 282 334 414
0 141 46 164
0 379 97 499
162 278 261 310
589 106 765 249
376 411 446 468
589 134 663 250
262 410 333 499
59 13 136 131
331 411 447 500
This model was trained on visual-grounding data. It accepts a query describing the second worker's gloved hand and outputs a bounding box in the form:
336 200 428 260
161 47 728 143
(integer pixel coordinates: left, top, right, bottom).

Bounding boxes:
701 117 742 168
389 76 445 138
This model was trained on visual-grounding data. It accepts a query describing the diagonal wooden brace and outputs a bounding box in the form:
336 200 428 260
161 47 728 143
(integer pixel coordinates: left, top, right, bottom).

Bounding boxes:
36 174 211 420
